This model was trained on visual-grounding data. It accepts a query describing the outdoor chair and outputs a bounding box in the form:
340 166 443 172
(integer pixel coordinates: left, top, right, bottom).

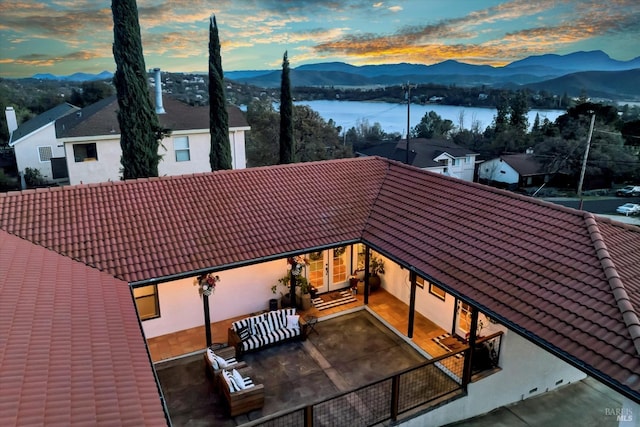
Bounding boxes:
220 366 265 417
203 346 247 391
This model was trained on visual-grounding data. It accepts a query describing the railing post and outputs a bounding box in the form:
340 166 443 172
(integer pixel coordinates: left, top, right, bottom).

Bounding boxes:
304 404 313 427
462 308 478 389
390 374 400 421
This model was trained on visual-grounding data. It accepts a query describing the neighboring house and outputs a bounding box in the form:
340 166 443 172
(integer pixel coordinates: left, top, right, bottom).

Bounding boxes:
478 153 548 189
1 157 638 426
357 138 478 182
6 90 249 187
6 103 81 184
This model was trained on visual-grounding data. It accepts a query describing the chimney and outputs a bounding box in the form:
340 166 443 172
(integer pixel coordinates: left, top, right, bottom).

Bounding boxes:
5 106 18 137
153 68 165 114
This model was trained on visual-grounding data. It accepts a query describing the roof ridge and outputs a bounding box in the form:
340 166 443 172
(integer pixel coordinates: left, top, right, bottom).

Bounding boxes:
584 212 640 356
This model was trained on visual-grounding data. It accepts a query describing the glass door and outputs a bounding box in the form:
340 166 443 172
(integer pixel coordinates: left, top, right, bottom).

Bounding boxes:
307 251 327 293
306 246 351 294
330 246 349 291
455 300 472 339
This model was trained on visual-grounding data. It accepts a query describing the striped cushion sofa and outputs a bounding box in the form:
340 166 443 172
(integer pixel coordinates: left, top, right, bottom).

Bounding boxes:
228 308 307 356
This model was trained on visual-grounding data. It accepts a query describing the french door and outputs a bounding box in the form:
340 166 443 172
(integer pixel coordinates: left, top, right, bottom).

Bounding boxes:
307 246 350 294
454 300 472 338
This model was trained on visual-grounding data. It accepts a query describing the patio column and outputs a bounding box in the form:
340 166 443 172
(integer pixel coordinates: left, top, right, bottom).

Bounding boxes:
407 270 417 338
203 295 212 347
289 269 297 308
462 307 479 389
363 247 371 305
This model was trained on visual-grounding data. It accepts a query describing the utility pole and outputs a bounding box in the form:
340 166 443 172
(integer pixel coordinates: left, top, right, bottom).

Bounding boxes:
577 112 596 206
402 82 416 164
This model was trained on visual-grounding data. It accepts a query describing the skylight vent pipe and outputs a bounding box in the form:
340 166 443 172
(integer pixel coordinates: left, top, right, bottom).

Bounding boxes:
153 68 165 114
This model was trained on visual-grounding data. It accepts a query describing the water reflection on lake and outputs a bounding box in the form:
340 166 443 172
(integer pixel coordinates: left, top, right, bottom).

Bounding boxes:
295 100 565 136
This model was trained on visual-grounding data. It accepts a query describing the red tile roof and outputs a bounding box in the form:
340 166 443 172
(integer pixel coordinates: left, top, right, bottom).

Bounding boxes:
0 231 167 426
1 156 638 403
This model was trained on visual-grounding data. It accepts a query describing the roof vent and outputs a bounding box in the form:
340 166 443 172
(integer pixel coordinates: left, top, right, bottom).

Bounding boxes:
153 68 165 114
76 111 82 118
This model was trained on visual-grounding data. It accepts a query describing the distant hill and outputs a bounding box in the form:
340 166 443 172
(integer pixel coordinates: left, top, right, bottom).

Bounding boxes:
521 69 640 99
24 51 640 100
31 70 113 82
225 50 640 100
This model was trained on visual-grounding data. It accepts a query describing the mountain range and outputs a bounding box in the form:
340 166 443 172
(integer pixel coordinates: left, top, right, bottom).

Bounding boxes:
30 50 640 100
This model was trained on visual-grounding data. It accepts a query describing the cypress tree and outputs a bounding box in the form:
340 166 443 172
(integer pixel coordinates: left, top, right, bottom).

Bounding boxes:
208 14 232 170
111 0 164 179
279 51 295 164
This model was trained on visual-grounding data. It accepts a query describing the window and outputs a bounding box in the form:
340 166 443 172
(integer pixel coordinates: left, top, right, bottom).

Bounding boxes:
429 282 446 300
415 276 425 288
174 136 190 162
73 143 98 162
38 146 53 162
452 159 458 166
133 285 160 320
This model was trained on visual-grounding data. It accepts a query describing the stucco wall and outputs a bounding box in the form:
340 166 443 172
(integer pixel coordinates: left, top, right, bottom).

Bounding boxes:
65 137 122 185
13 123 63 181
65 129 247 185
399 331 587 426
141 258 288 338
381 259 456 332
478 158 519 184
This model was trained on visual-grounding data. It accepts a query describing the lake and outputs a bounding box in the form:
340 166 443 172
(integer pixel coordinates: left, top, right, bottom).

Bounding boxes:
294 100 565 136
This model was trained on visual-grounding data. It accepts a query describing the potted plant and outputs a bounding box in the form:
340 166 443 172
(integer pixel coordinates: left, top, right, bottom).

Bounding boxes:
368 255 385 292
296 276 313 310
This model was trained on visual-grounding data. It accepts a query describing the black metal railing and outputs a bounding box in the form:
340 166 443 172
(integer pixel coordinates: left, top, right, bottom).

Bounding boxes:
247 332 503 427
471 332 502 375
248 348 469 427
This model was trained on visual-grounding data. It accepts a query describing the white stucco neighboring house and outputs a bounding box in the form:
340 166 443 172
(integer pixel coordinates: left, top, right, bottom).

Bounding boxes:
478 153 548 189
55 94 249 185
357 138 478 182
6 104 80 185
7 92 249 187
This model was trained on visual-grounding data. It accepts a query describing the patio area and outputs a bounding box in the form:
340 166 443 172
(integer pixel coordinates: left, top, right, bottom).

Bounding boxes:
147 288 453 363
155 310 461 426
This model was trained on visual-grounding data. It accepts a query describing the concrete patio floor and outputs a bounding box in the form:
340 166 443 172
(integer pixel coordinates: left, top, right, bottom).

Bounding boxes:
155 310 429 426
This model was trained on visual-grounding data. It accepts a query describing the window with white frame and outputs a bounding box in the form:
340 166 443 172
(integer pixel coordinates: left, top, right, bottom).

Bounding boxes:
174 136 190 162
38 146 53 162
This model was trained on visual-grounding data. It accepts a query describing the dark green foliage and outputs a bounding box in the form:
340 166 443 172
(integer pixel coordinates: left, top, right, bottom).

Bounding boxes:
412 111 454 139
246 99 349 167
69 81 114 108
111 0 164 180
23 167 47 188
208 15 232 171
279 51 295 164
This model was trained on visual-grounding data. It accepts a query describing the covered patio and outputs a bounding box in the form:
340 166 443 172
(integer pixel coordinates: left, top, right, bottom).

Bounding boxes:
147 288 454 363
155 309 465 426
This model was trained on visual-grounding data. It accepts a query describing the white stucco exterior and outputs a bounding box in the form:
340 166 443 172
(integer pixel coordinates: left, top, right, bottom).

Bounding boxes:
400 331 587 426
478 157 519 185
63 128 248 185
140 258 288 339
11 122 65 182
429 153 476 182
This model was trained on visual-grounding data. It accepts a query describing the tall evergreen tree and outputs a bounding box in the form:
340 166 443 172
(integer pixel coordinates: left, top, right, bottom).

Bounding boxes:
208 14 232 170
279 51 295 164
111 0 164 179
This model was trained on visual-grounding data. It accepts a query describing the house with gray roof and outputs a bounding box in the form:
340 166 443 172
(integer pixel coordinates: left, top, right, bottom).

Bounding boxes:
5 88 249 187
478 153 548 189
6 103 80 185
1 157 638 425
357 138 478 182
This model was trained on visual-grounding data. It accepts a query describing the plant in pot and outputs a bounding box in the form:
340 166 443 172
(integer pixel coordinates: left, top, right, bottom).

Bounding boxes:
296 276 313 310
368 255 385 292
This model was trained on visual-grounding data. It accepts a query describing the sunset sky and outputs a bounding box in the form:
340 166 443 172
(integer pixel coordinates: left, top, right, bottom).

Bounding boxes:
1 0 639 78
